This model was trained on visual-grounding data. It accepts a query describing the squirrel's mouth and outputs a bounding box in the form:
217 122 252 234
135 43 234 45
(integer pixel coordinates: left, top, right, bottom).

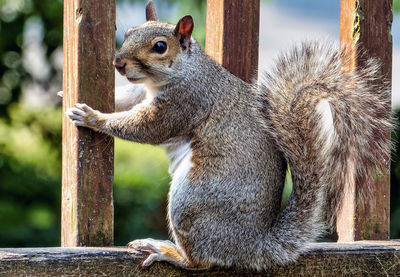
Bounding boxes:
127 77 144 83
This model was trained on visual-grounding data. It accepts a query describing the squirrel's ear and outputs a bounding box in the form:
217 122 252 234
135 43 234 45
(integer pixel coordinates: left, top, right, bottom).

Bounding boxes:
146 0 158 21
174 15 194 51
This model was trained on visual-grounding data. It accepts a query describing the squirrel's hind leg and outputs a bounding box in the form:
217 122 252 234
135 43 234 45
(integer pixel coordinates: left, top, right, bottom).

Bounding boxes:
128 238 205 270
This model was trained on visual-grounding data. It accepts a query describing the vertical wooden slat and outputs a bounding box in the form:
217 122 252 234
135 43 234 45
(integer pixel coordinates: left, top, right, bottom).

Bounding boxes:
205 0 260 83
337 0 392 241
62 0 115 246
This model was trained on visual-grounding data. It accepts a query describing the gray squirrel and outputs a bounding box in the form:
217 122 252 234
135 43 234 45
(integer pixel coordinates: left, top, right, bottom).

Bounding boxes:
66 1 392 271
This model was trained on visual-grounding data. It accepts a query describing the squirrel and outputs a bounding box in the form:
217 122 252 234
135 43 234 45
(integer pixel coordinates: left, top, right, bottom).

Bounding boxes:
66 0 392 271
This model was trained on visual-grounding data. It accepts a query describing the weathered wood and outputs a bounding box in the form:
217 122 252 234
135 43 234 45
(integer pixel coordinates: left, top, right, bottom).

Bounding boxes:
1 242 400 276
62 0 116 246
337 0 392 241
205 0 260 83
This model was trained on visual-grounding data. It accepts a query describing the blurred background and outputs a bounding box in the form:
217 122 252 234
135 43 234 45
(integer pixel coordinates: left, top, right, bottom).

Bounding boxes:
0 0 399 247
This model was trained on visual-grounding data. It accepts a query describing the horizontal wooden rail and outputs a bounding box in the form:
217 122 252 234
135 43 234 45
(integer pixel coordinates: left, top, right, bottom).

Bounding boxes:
1 242 399 276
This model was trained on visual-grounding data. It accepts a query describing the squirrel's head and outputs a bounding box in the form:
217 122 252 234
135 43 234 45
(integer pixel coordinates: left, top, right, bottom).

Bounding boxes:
115 0 194 87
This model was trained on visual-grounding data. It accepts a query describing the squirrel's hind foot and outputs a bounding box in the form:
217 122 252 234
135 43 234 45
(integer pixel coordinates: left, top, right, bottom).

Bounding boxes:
127 238 205 270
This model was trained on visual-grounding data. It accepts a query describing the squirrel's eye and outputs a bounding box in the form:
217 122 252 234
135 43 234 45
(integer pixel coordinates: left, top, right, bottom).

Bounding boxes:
152 41 167 54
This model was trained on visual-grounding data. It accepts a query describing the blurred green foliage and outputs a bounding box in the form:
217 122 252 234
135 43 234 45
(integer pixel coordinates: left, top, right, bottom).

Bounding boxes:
0 0 399 249
395 0 400 14
113 139 170 244
0 0 63 114
0 105 61 246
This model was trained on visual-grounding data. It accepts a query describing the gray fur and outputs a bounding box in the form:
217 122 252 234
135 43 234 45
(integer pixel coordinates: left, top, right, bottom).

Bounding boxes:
66 18 392 270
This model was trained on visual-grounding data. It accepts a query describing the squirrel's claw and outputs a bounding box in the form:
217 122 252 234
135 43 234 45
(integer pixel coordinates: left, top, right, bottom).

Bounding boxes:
141 253 163 268
65 107 86 126
65 103 102 130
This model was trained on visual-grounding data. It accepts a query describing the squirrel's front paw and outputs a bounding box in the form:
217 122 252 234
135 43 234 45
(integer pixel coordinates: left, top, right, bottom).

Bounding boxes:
66 104 103 130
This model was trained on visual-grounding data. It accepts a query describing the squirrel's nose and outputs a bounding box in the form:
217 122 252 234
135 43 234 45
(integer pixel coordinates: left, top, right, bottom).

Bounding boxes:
114 55 126 75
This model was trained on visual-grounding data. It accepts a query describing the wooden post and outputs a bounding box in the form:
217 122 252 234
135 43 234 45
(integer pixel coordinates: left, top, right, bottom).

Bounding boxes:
62 0 115 246
205 0 260 83
337 0 392 241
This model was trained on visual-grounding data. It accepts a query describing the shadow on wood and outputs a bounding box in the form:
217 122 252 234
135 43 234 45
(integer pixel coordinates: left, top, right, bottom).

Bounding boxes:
1 241 399 276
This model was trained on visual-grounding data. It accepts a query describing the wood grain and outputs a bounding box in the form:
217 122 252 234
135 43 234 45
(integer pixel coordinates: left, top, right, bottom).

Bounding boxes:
62 0 115 246
1 242 399 276
337 0 392 241
205 0 260 83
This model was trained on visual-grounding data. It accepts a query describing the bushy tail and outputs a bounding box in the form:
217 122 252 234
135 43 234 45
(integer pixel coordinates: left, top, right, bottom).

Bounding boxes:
259 41 392 265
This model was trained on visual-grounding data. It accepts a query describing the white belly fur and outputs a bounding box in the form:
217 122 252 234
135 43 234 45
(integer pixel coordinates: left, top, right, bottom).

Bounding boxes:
162 136 193 181
162 136 194 238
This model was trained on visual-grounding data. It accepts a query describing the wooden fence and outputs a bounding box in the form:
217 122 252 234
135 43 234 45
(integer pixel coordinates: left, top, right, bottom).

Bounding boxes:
0 0 399 276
